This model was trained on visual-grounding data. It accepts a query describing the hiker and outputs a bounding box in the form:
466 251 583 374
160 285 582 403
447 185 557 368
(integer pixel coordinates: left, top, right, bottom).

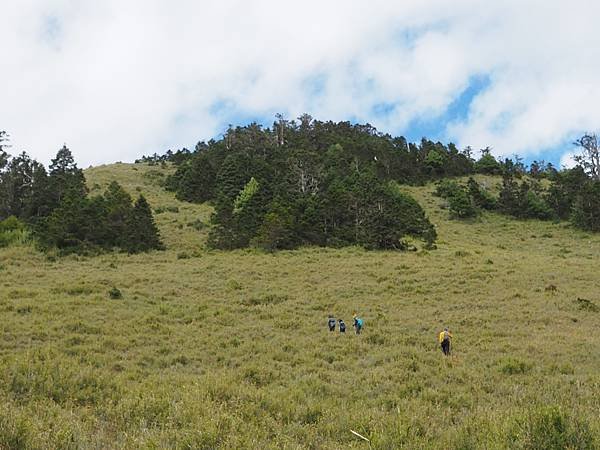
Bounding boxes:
438 327 452 355
339 319 346 333
353 315 363 335
328 315 336 332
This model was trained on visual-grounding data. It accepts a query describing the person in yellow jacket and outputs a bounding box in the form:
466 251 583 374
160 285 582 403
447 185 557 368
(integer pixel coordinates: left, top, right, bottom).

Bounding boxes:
438 327 452 355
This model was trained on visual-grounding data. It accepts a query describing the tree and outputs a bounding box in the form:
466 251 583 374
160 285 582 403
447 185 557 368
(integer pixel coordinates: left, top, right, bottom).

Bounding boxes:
24 162 50 221
37 191 98 253
0 131 10 170
571 180 600 231
48 145 87 208
448 187 478 219
252 199 297 251
573 133 600 180
0 152 43 220
498 175 520 216
176 153 216 203
545 167 588 220
475 147 501 174
123 195 164 253
467 177 496 210
103 181 133 248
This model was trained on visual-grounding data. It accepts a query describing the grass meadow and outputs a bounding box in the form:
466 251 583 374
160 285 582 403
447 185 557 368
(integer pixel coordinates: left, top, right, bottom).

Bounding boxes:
0 163 599 449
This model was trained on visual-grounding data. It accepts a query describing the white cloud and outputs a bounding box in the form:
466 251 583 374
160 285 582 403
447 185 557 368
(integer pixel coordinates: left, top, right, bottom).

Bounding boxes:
560 151 578 170
1 0 599 166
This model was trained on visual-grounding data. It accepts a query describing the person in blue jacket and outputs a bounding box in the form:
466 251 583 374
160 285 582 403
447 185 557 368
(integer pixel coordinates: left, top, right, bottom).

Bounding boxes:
353 314 363 335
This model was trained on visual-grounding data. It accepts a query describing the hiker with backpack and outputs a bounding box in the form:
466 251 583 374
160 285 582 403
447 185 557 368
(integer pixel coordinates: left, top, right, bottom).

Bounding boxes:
338 319 346 333
438 327 452 355
353 314 363 335
328 315 336 332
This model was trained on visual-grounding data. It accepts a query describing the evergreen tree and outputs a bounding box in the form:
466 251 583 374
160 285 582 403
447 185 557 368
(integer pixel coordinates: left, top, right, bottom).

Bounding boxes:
448 187 478 219
498 175 520 216
207 196 238 250
0 152 36 219
571 181 600 231
24 162 50 221
123 195 164 253
545 167 588 219
467 177 496 210
48 145 87 209
475 148 501 174
175 153 216 203
252 199 297 251
103 181 133 248
40 190 98 252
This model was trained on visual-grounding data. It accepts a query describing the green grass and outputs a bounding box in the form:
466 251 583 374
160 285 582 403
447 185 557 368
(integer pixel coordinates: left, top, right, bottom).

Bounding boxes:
0 164 599 448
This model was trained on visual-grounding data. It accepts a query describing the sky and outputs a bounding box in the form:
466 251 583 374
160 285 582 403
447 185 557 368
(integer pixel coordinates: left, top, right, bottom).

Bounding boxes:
1 0 599 168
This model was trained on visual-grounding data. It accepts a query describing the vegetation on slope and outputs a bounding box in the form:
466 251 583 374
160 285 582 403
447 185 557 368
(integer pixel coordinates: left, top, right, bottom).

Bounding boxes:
0 144 163 254
0 162 598 448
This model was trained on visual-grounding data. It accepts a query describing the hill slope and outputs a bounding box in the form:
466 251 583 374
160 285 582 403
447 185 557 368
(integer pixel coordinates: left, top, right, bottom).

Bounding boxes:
0 163 598 448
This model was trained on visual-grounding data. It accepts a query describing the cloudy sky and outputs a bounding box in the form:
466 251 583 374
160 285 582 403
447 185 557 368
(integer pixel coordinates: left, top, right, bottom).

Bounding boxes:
2 0 598 167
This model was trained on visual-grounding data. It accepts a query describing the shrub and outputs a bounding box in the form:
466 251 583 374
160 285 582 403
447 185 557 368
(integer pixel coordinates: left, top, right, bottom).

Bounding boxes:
575 297 598 312
108 287 122 299
187 218 207 230
448 188 479 218
500 358 531 375
434 180 462 198
467 177 497 210
0 216 30 248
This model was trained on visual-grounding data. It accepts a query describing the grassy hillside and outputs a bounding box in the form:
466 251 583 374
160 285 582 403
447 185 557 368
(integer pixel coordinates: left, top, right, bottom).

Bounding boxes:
0 163 599 449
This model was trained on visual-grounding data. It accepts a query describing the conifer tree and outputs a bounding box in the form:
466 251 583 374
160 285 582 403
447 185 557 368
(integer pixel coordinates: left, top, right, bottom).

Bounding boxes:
571 181 600 231
176 153 216 203
48 144 87 208
124 195 164 253
103 181 133 248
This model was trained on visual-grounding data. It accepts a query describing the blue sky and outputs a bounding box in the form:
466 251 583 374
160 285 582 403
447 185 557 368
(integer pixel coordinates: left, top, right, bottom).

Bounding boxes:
1 1 598 168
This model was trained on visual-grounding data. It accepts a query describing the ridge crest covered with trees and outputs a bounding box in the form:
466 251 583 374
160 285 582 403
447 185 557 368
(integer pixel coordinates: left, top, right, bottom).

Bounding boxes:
160 117 600 249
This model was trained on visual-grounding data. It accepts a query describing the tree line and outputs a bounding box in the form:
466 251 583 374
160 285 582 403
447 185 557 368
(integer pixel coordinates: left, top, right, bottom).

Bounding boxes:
435 166 600 232
0 135 163 254
158 117 600 244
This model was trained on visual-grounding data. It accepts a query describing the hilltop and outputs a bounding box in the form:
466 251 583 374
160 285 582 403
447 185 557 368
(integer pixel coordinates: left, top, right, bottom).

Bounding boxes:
0 162 598 448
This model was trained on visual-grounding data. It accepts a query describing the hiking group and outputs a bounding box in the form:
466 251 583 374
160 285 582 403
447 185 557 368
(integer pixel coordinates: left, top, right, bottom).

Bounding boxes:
328 315 454 356
327 314 362 334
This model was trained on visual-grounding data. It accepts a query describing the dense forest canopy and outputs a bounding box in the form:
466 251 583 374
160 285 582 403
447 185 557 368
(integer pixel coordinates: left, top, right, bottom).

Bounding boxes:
160 117 449 251
153 117 600 248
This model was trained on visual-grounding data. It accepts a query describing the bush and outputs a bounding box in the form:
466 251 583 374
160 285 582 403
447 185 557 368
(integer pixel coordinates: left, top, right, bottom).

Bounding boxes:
448 188 479 218
108 287 122 299
187 218 207 230
0 216 30 248
575 297 598 312
500 358 531 375
467 177 497 210
434 180 462 198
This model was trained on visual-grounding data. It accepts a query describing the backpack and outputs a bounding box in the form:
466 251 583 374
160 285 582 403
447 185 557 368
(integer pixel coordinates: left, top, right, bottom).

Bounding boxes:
356 318 363 328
